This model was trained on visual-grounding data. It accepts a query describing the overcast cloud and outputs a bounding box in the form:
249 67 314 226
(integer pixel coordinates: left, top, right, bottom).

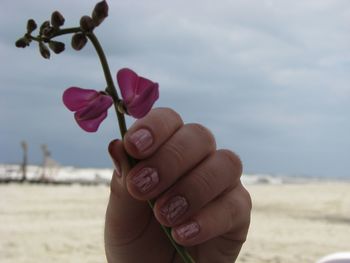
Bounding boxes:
1 0 349 177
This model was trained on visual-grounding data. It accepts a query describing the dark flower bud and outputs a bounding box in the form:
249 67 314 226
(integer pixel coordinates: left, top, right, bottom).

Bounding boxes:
71 33 88 51
51 11 65 28
42 27 55 38
15 36 31 48
80 16 95 32
39 21 50 35
49 40 65 54
92 0 108 26
39 42 51 59
27 19 37 34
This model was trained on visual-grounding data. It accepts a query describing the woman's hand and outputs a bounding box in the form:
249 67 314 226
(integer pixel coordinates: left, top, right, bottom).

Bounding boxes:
105 108 251 263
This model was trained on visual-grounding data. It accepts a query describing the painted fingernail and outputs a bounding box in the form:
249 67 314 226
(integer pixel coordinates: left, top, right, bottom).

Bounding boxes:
128 128 153 153
160 196 189 224
175 221 200 240
112 160 122 177
131 167 159 193
108 140 122 177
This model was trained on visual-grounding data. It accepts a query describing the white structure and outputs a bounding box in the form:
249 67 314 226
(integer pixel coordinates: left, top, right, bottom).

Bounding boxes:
317 253 350 263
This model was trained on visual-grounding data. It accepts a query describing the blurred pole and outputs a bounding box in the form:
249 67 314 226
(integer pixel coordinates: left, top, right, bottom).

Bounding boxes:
40 144 50 181
20 141 28 182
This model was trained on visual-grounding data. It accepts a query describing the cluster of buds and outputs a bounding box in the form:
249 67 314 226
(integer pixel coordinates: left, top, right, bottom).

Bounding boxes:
72 0 109 51
15 11 66 59
15 1 109 57
15 19 36 48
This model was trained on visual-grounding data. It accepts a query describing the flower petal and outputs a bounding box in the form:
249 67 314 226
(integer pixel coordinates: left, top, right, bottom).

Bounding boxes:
116 68 138 103
75 94 113 121
62 87 99 111
127 78 159 118
74 110 108 132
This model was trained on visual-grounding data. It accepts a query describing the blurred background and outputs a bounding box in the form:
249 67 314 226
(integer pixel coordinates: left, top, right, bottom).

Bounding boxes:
0 1 349 263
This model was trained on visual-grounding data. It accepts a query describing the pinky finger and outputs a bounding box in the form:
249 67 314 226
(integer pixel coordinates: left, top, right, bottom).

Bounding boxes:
171 182 251 247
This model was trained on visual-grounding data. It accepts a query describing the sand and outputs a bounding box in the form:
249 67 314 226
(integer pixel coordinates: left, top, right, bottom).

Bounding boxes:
0 182 349 263
240 182 350 263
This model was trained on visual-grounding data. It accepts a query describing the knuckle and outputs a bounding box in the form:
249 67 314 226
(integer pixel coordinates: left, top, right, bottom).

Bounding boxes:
188 167 214 197
217 149 243 177
225 216 250 244
214 183 251 246
155 107 183 126
109 171 123 199
241 184 252 211
225 196 239 224
156 108 183 136
185 123 216 150
128 108 183 140
162 141 186 167
233 187 252 227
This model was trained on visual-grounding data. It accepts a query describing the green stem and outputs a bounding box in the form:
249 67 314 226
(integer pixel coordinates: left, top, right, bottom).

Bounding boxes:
51 27 81 37
31 27 82 42
148 200 195 263
86 32 128 138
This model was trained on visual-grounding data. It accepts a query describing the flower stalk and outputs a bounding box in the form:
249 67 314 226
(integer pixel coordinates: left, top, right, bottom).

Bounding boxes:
86 32 128 137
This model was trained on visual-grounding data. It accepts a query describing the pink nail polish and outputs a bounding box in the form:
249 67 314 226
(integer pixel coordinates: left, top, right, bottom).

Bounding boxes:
175 222 200 240
160 196 188 224
131 167 159 193
128 128 153 152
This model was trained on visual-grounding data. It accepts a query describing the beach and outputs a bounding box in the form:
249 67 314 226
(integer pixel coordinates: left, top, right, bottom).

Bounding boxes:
0 181 349 263
240 182 350 263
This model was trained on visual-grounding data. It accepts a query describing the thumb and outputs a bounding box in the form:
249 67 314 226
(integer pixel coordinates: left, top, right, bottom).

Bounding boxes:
105 139 151 250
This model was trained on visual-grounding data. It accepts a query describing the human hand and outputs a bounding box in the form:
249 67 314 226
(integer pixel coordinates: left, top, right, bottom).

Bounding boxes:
105 108 251 263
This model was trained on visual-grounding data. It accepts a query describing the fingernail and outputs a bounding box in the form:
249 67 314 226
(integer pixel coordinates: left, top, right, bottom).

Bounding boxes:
175 221 200 240
131 167 159 193
128 128 153 153
108 140 122 177
112 160 122 177
160 196 188 224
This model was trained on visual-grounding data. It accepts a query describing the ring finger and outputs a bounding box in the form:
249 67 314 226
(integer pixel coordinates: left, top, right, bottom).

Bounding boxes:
154 149 242 227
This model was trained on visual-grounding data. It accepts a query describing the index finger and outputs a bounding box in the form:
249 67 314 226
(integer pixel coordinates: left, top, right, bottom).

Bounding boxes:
124 107 183 159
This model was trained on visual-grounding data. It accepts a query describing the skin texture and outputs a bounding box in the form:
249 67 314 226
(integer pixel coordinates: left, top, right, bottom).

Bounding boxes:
105 108 252 263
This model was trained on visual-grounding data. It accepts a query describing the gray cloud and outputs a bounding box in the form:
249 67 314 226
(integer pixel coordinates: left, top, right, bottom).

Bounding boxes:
1 0 350 177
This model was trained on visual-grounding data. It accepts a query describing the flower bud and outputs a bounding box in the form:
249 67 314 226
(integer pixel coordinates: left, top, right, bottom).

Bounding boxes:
80 16 95 32
92 0 108 26
71 33 88 51
42 26 54 38
15 36 31 48
39 21 50 35
27 19 37 33
49 40 65 54
51 11 65 28
39 42 51 59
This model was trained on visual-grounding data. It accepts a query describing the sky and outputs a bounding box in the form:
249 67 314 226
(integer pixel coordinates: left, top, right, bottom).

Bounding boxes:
1 0 349 177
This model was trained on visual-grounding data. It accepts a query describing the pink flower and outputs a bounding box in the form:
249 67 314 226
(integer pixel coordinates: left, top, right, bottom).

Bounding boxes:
62 87 113 132
117 68 159 118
